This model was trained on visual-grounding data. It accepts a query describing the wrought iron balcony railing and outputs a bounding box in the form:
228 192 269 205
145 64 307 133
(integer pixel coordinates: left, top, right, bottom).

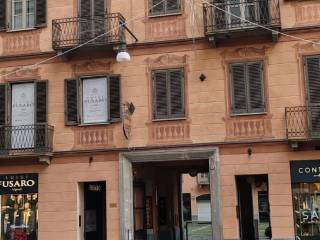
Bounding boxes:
52 13 126 50
203 0 280 35
0 124 54 156
285 106 320 141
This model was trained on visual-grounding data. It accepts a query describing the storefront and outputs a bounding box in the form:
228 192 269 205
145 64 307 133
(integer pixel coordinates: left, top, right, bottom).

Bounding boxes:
0 173 38 240
291 160 320 240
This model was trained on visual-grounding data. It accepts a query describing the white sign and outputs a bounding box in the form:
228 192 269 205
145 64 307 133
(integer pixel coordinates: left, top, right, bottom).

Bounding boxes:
82 78 108 124
11 83 35 149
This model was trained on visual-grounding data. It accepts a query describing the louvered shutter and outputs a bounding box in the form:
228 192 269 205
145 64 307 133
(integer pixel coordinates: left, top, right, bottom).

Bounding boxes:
259 0 270 25
305 56 320 136
231 64 247 114
248 62 265 113
36 81 47 123
35 81 48 150
153 71 168 119
94 0 105 16
0 84 6 125
109 76 121 121
0 0 6 31
36 0 47 27
80 0 92 17
0 84 6 153
65 79 79 125
167 0 181 13
150 0 165 15
169 69 184 117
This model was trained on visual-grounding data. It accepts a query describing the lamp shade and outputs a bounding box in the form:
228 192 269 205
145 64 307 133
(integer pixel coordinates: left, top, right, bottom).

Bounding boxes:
116 51 131 62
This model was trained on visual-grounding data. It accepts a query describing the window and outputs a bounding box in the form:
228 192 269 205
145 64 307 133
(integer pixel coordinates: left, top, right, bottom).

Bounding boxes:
0 81 47 150
152 68 185 120
149 0 181 16
0 0 46 31
230 61 265 114
65 76 121 125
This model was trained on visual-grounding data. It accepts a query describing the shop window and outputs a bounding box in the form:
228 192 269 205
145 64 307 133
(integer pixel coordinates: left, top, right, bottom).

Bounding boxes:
149 0 181 16
292 183 320 238
0 0 47 31
230 61 266 115
0 173 38 240
152 68 185 120
64 76 121 126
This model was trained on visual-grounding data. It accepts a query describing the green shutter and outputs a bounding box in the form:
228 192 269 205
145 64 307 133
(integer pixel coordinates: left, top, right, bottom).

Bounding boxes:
169 69 184 117
215 0 226 29
94 0 105 16
150 0 165 15
305 56 320 135
231 63 247 114
36 81 48 123
153 70 168 119
0 84 6 125
0 0 6 31
109 75 121 121
248 62 265 113
36 0 47 27
166 0 180 13
65 79 79 125
80 0 91 17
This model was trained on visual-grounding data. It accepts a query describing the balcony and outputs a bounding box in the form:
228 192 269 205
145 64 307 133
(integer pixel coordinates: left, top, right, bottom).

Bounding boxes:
203 0 281 46
52 13 126 51
0 124 54 158
285 106 320 145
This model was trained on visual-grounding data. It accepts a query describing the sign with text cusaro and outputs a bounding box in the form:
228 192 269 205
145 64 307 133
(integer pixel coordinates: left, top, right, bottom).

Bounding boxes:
290 160 320 183
0 173 38 195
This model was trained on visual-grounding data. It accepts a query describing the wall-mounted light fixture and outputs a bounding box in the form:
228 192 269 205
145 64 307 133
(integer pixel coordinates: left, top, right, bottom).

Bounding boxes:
199 73 206 81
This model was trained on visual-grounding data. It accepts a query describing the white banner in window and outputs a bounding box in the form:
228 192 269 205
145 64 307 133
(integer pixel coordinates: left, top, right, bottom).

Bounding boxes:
11 83 35 149
82 78 108 124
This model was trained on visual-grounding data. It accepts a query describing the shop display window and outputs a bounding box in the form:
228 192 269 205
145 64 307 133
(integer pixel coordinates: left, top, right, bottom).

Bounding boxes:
1 194 38 240
292 183 320 239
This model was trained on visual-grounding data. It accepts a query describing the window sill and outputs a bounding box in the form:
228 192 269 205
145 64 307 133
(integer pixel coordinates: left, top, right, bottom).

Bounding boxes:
148 12 182 19
152 117 187 122
77 122 111 127
230 112 268 117
6 27 36 33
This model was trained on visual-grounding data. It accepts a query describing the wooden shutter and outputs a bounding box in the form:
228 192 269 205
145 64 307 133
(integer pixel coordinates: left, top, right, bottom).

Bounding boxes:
169 69 184 117
150 0 165 15
0 84 6 125
166 0 181 13
305 56 320 135
80 0 92 17
36 0 47 27
65 79 79 125
94 0 105 16
109 76 121 121
231 63 247 114
36 81 47 123
153 70 168 119
0 0 6 31
248 62 265 113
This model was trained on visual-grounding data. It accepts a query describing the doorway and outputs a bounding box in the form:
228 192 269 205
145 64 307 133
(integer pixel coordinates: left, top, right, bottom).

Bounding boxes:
83 182 106 240
236 175 271 240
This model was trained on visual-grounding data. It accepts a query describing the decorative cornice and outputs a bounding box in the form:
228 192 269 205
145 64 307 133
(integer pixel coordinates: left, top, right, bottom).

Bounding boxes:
145 54 188 68
73 59 113 76
294 42 320 54
1 67 40 82
220 46 269 60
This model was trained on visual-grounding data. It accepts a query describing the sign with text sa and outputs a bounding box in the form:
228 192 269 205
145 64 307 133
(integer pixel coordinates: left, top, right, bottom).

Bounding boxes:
0 173 38 195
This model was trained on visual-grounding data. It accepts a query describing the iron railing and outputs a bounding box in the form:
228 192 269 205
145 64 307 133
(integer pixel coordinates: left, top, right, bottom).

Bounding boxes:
285 105 320 140
0 124 54 156
203 0 280 35
52 13 125 50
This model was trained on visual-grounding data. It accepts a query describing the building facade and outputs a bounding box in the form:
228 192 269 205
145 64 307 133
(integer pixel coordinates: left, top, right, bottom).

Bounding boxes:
0 0 319 240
